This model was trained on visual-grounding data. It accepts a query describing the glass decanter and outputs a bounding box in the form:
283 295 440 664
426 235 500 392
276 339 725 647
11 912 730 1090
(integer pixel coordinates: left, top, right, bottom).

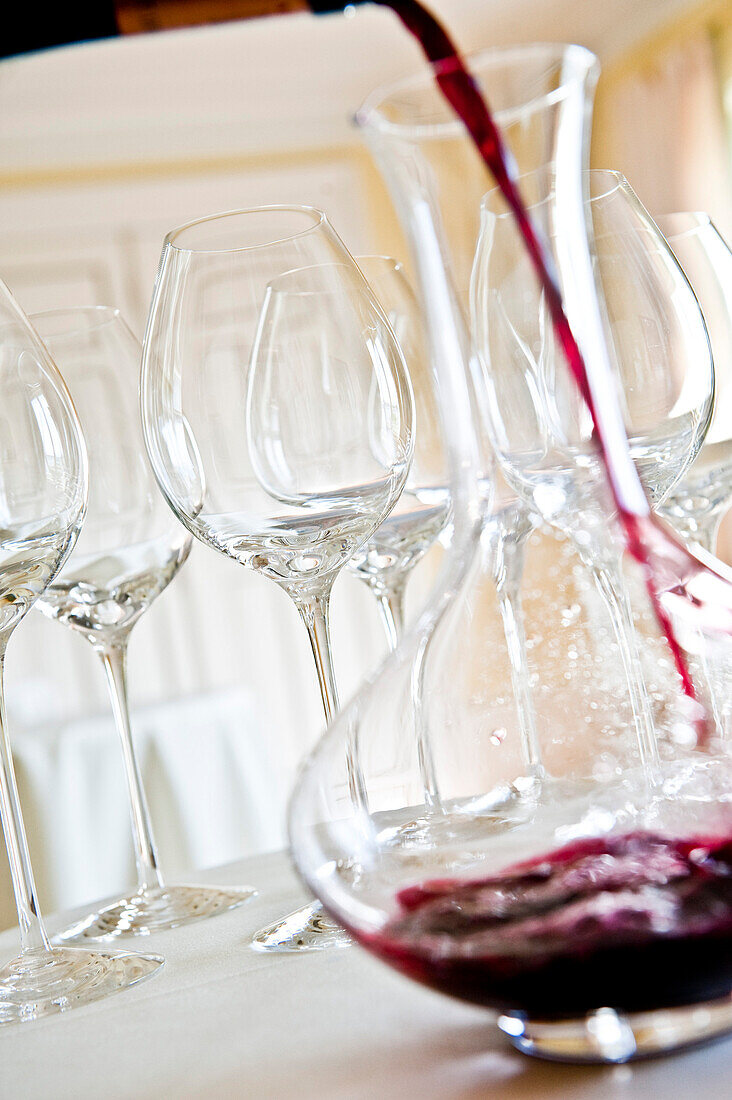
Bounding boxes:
354 43 601 800
289 42 732 1064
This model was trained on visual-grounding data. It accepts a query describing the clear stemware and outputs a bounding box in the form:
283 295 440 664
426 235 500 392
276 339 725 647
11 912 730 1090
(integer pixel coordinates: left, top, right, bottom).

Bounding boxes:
654 213 732 738
31 306 256 942
0 284 163 1023
140 206 414 951
471 168 714 783
655 214 732 555
348 255 450 648
350 255 542 841
347 255 449 838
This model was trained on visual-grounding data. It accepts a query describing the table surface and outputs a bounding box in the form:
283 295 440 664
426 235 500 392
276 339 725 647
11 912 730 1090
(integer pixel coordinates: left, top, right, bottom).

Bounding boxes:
1 849 731 1099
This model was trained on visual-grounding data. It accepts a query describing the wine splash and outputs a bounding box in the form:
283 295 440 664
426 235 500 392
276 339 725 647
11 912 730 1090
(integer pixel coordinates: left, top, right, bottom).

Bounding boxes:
371 0 732 728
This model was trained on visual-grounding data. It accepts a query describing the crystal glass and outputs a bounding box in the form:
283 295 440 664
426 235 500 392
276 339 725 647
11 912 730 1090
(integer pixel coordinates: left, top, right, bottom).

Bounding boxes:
656 214 732 554
31 306 255 941
0 284 163 1023
346 255 451 840
655 214 732 739
140 206 414 951
471 169 714 781
355 43 601 796
348 255 449 647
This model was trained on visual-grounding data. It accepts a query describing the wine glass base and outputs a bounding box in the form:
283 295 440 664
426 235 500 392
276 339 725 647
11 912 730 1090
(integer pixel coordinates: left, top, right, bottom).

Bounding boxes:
376 810 518 850
250 901 351 953
0 945 162 1026
498 999 732 1063
54 883 257 942
375 774 580 852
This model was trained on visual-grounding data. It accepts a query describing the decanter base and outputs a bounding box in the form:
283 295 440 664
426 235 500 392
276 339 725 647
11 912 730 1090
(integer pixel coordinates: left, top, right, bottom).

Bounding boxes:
498 999 732 1063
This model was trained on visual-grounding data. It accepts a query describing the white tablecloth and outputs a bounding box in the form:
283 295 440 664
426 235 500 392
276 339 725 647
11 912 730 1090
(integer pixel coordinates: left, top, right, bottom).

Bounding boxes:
1 849 731 1099
5 686 289 926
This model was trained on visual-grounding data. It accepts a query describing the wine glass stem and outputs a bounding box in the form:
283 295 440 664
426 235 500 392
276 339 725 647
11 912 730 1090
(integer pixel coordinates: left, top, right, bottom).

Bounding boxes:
377 584 406 651
0 645 50 954
97 640 164 894
685 521 730 738
497 580 543 777
377 580 444 814
591 563 660 781
296 588 369 816
411 632 443 813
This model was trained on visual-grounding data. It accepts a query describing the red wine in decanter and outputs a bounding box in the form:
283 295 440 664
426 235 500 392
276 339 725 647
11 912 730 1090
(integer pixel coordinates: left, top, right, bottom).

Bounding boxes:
363 830 732 1017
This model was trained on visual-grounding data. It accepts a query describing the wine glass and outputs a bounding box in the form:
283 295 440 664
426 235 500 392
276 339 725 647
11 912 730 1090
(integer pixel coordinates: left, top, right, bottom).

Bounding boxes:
0 283 163 1023
655 214 732 555
471 168 714 781
140 206 414 951
31 306 256 941
350 256 542 840
347 255 448 836
654 213 732 738
348 256 450 647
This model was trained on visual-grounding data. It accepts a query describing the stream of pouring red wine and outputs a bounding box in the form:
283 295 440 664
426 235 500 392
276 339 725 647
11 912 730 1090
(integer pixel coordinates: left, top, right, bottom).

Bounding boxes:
372 0 731 716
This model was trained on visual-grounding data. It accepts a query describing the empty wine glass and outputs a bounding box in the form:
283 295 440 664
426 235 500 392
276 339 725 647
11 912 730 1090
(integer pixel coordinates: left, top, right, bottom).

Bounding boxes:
0 283 163 1023
471 169 714 781
140 206 414 951
346 255 448 838
348 255 449 646
32 306 256 942
655 214 732 555
350 256 542 841
654 213 732 737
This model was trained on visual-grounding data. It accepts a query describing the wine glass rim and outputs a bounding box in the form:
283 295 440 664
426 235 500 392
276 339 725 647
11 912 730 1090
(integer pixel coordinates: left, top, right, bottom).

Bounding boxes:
480 167 627 217
30 304 122 339
164 205 328 254
355 42 598 139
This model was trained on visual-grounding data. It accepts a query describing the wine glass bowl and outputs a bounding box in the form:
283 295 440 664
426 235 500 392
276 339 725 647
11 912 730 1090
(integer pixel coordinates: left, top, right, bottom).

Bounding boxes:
142 222 412 602
141 206 414 951
31 305 256 942
32 308 191 641
471 168 714 776
653 213 732 739
0 285 164 1023
472 169 714 532
655 213 732 555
